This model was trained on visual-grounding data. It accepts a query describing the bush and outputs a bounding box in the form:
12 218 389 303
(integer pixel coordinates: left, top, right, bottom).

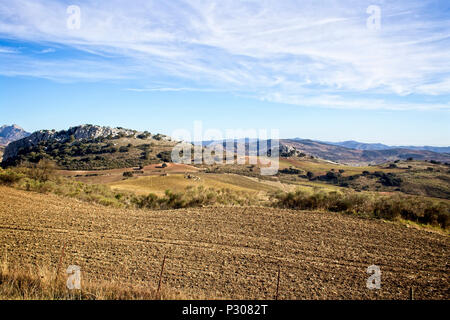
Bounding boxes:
271 190 449 229
157 151 172 162
0 169 23 185
280 167 301 174
133 186 256 210
123 171 134 178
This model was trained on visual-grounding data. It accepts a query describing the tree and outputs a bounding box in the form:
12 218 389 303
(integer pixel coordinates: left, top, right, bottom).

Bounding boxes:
157 151 172 162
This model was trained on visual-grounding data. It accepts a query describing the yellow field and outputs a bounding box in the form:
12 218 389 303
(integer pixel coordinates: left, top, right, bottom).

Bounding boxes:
279 158 401 176
109 173 281 196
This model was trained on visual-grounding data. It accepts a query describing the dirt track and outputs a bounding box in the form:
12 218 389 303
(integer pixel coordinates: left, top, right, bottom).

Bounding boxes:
0 186 448 299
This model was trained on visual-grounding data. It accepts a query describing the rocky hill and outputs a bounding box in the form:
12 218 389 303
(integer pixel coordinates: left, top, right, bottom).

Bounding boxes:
0 124 30 146
2 124 175 170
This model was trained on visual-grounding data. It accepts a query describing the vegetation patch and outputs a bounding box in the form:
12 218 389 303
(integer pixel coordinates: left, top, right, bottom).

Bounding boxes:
271 189 449 230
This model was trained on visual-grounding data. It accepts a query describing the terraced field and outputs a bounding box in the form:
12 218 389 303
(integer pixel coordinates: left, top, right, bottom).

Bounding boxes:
0 186 448 299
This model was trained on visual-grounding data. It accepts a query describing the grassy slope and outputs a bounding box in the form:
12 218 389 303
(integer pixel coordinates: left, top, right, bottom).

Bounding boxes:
279 158 450 199
108 173 280 196
279 157 400 176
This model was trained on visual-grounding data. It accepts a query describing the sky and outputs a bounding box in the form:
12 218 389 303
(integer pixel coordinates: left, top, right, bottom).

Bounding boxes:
0 0 449 146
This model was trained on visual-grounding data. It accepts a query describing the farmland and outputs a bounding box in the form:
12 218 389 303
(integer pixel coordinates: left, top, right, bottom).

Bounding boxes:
0 186 448 299
109 173 281 196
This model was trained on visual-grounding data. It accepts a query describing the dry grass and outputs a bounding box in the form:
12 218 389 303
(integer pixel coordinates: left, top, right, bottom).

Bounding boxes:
271 189 450 230
278 158 401 176
0 255 184 300
109 173 278 196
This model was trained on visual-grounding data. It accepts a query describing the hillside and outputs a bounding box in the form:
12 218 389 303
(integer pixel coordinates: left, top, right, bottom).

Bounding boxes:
0 146 4 161
204 138 450 165
1 186 448 299
0 124 30 146
2 124 177 170
323 140 450 153
282 139 450 165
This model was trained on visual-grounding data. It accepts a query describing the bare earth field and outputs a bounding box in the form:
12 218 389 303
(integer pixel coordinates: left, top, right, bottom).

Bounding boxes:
0 186 448 299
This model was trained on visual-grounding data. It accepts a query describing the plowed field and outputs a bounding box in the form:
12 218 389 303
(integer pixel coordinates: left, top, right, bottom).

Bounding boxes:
0 186 448 299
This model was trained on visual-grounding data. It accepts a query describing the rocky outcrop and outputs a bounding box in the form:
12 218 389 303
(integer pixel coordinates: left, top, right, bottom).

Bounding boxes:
2 124 170 162
0 124 30 146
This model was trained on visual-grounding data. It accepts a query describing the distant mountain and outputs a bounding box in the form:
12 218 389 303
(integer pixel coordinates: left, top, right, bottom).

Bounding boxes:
319 140 450 154
284 139 450 164
204 138 450 165
0 124 30 146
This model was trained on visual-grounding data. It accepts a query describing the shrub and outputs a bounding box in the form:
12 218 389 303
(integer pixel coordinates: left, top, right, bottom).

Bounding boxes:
157 151 172 162
0 169 23 185
280 167 301 174
271 190 449 229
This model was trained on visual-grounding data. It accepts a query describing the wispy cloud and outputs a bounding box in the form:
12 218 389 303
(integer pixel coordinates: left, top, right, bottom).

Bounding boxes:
0 0 449 110
0 46 19 53
37 48 55 54
125 87 222 93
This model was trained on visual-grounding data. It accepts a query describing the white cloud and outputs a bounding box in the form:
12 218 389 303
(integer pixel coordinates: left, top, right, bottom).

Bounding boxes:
0 0 449 110
38 48 55 53
0 46 19 53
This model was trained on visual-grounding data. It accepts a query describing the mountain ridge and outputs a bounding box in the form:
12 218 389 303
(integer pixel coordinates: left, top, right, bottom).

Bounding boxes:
0 124 30 146
313 139 450 153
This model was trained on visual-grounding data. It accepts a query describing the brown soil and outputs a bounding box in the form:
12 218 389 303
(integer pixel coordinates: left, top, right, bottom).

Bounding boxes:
0 186 448 299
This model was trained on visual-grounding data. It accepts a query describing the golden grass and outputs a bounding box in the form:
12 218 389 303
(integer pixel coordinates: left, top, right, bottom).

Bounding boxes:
278 158 402 176
109 173 278 196
0 255 185 300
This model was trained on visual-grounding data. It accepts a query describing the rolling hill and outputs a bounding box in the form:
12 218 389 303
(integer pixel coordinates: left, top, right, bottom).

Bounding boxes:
283 139 450 165
321 139 450 153
205 138 450 165
2 124 177 170
3 124 450 169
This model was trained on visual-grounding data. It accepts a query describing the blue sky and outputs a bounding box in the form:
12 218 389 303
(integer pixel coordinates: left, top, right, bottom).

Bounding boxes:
0 0 449 146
